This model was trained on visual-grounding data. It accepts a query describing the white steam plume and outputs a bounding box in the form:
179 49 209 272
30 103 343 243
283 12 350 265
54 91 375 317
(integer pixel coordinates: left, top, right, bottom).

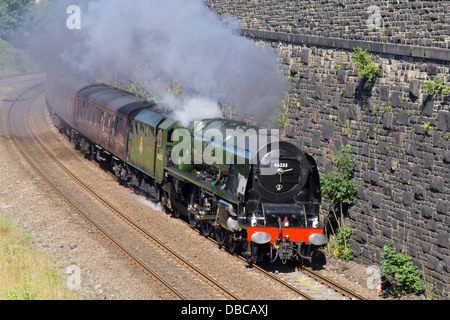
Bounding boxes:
57 0 289 125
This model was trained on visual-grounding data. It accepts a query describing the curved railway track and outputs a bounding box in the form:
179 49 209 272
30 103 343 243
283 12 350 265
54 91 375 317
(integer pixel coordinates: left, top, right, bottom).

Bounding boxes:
7 78 239 300
188 223 367 300
4 74 368 301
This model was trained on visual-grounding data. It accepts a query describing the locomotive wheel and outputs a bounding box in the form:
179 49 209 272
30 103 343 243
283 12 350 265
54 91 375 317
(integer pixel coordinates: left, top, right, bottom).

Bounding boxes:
86 144 94 160
227 233 238 253
188 212 198 228
215 226 227 246
188 186 200 229
246 241 258 264
201 221 212 237
171 210 181 218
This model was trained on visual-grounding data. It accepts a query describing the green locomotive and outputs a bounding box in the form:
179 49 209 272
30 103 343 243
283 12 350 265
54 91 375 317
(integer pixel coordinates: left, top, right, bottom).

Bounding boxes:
46 73 327 264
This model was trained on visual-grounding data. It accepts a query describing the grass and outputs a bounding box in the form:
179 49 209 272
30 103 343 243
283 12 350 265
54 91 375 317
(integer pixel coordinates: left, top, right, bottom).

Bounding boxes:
0 211 76 300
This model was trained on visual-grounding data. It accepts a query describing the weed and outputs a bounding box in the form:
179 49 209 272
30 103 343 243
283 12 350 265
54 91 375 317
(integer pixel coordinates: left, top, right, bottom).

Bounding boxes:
421 78 450 95
334 62 342 72
352 47 380 82
380 243 425 297
422 121 432 133
320 145 357 261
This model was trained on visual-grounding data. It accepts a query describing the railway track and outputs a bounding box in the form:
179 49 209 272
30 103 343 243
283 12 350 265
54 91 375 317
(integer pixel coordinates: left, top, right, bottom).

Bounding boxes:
4 74 368 301
7 79 240 300
181 219 367 300
257 261 367 300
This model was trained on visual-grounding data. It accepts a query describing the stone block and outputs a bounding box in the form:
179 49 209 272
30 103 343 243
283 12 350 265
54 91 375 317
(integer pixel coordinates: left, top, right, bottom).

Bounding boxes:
285 124 296 138
311 109 318 123
403 191 414 206
337 70 346 84
344 83 356 98
299 91 311 107
437 233 449 249
312 130 321 148
354 230 368 244
421 205 433 218
397 109 409 125
389 91 402 107
412 165 421 176
362 171 371 183
427 255 440 271
301 49 310 64
383 112 394 129
437 201 448 215
405 143 417 156
426 64 438 75
399 169 411 184
414 185 426 200
366 217 375 233
372 193 382 208
437 111 450 131
322 122 334 142
357 130 367 142
314 83 324 100
379 86 390 101
444 150 450 163
409 79 421 98
421 95 434 116
394 132 404 147
375 237 389 249
423 153 434 169
415 123 426 135
381 225 392 238
370 171 379 186
430 177 445 192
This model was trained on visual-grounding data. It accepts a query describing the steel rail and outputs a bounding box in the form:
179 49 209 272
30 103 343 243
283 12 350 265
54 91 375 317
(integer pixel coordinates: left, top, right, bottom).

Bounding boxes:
7 82 186 300
0 72 45 80
183 221 315 300
194 221 366 300
299 266 366 300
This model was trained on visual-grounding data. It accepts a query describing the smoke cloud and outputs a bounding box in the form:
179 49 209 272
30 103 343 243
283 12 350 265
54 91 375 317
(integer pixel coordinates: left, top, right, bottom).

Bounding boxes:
48 0 289 125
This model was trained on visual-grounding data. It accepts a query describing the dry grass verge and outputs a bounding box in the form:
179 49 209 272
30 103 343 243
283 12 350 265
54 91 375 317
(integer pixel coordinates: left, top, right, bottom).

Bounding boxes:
0 211 75 300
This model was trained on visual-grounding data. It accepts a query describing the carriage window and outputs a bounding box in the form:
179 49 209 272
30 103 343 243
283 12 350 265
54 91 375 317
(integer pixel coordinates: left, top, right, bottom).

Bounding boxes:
115 118 120 136
101 112 106 131
83 104 87 121
89 105 93 124
95 108 99 126
77 100 83 119
112 116 117 136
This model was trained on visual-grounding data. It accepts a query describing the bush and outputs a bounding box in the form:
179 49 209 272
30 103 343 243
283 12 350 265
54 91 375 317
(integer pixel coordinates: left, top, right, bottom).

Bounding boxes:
421 78 450 95
380 243 425 297
352 47 380 82
336 226 353 261
321 145 357 207
0 37 38 74
320 145 358 261
0 38 17 74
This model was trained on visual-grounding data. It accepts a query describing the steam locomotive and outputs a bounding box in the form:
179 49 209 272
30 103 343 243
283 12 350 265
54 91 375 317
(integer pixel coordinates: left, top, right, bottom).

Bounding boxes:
45 72 327 264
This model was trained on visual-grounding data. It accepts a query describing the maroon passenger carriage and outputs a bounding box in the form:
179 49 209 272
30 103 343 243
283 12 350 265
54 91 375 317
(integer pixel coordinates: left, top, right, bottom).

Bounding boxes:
45 73 152 164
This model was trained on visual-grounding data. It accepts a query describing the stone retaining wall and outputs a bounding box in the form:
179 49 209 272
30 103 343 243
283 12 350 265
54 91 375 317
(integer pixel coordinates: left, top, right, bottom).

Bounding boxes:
205 0 449 298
